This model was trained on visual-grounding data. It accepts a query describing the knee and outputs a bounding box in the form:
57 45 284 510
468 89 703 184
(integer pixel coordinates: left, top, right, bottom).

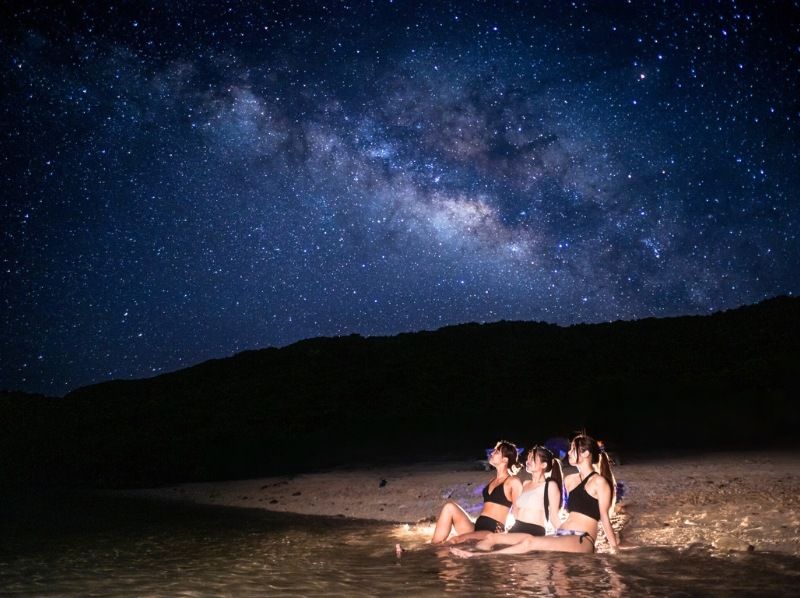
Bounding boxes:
442 500 459 513
519 537 536 551
436 501 455 519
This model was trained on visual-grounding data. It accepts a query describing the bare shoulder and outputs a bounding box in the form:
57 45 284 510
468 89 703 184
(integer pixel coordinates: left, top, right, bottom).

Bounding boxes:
588 472 612 494
564 472 581 491
506 476 524 489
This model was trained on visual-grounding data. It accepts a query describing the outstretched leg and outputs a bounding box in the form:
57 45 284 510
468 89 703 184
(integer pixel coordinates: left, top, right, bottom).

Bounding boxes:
451 534 593 557
474 532 533 551
431 501 474 543
445 530 492 545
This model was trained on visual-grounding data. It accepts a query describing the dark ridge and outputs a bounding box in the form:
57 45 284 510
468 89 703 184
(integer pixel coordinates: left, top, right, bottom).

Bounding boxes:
2 295 797 488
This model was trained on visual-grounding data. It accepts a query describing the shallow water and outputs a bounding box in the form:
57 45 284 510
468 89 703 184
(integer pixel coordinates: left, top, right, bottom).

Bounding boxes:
1 492 799 596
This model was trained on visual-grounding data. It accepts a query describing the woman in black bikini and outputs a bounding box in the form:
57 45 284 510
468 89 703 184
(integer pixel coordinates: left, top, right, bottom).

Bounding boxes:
430 440 523 544
451 434 618 556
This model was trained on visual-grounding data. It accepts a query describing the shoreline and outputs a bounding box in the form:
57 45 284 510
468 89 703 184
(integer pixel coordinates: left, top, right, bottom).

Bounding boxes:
122 451 800 556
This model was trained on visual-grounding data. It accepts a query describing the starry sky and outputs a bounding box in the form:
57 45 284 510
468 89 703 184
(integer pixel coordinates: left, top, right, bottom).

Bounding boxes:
2 1 799 395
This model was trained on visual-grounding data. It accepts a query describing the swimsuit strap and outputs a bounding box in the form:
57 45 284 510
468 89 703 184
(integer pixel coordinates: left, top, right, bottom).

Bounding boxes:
543 478 552 522
556 529 595 544
488 475 508 494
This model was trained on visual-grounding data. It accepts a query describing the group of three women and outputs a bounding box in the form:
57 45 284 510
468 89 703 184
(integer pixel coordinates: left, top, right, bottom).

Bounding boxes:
432 434 619 557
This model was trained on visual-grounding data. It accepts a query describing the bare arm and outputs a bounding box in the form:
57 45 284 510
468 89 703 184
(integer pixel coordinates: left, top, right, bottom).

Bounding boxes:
547 480 562 530
595 478 618 550
506 476 523 506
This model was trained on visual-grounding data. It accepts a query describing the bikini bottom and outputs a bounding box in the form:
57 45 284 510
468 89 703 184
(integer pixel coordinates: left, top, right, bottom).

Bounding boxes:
555 528 595 550
474 515 505 533
507 520 546 536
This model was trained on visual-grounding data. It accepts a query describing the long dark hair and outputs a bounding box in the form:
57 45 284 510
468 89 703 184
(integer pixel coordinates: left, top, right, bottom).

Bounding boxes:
571 434 615 505
530 445 563 508
495 440 521 475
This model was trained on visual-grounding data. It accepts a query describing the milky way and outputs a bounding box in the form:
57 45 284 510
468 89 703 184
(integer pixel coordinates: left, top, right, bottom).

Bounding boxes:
2 1 798 394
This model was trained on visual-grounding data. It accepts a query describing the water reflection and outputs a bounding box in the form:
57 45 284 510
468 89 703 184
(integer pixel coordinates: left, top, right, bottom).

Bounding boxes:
428 546 627 597
2 492 800 596
510 559 612 597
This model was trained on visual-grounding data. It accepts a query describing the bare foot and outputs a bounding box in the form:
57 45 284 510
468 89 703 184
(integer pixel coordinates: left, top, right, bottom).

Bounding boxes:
450 547 479 559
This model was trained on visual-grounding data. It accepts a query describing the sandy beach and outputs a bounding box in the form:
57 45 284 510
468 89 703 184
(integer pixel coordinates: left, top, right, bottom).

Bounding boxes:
126 451 800 556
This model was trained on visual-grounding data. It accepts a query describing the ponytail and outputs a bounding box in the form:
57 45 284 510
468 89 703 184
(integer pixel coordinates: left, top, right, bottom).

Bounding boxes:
532 444 564 509
549 457 564 508
599 451 616 510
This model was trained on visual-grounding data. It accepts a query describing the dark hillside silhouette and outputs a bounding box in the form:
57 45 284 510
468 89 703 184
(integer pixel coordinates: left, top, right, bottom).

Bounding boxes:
2 296 797 487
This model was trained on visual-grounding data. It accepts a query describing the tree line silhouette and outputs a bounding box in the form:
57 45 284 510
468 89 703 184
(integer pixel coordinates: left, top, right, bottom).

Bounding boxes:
2 296 797 488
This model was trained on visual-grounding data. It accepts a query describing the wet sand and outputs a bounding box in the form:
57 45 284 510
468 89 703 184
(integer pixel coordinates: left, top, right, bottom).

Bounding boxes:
125 451 800 555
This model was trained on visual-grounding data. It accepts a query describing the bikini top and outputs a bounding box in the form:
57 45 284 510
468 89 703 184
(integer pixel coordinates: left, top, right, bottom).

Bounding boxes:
482 478 512 508
516 479 558 521
515 482 544 511
566 471 601 521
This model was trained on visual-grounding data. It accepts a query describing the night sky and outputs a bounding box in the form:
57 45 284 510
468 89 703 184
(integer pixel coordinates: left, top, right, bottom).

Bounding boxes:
2 1 798 395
